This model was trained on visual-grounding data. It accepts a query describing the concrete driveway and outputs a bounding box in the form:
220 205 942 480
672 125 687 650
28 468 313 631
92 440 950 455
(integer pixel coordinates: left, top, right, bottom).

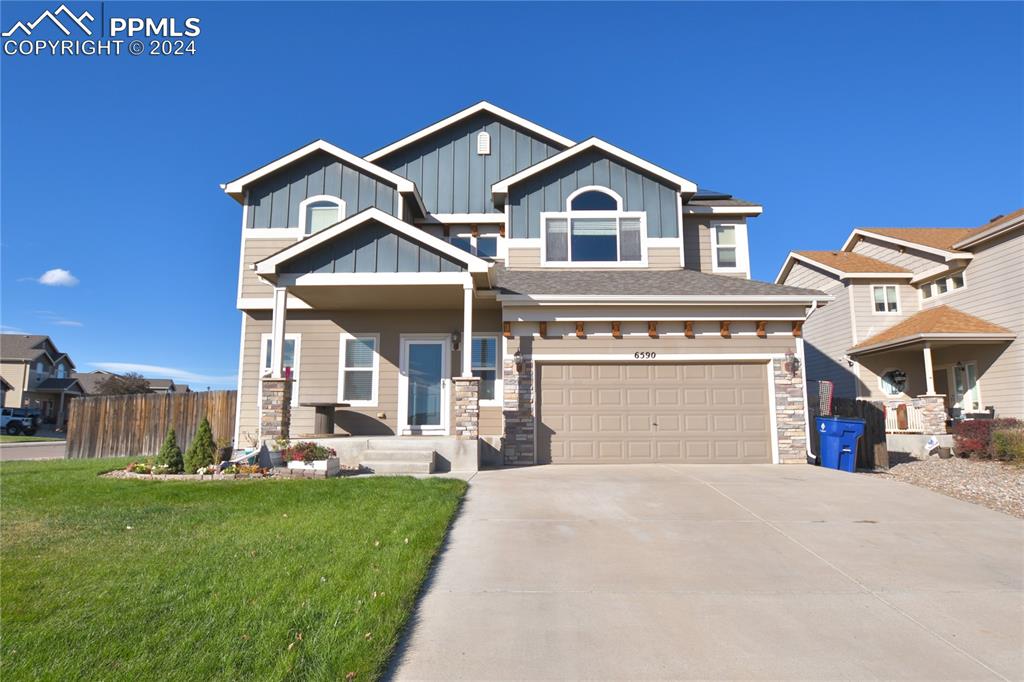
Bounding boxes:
389 464 1023 681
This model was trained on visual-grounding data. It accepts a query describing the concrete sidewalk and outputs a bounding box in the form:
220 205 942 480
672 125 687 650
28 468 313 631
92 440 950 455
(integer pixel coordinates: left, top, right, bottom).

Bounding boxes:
0 441 66 461
389 464 1023 681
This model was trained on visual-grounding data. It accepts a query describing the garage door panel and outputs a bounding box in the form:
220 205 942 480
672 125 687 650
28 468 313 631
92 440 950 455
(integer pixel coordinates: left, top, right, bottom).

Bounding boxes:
539 362 771 465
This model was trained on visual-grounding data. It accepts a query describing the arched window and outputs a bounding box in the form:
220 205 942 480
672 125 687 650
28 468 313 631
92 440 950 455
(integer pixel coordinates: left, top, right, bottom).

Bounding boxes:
299 195 346 235
543 186 644 265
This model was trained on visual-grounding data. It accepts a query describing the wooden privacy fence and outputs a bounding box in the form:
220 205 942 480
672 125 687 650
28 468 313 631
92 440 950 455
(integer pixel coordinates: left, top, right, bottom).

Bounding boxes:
808 397 889 470
66 391 236 459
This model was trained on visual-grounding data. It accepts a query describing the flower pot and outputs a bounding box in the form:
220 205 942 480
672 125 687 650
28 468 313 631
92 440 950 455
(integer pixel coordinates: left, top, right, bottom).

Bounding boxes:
286 457 340 475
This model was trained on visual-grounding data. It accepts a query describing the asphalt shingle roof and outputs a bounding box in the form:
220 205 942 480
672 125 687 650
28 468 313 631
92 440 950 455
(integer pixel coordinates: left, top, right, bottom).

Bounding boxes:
851 305 1014 352
34 378 82 393
492 265 823 298
795 251 910 274
0 334 50 361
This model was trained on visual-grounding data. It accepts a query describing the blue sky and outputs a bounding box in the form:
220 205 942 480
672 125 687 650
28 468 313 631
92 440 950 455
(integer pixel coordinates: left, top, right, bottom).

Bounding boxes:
1 1 1021 389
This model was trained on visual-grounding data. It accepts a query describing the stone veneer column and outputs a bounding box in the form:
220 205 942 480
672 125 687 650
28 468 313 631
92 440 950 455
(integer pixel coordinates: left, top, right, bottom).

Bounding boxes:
453 377 480 439
772 357 808 463
917 395 948 435
260 377 292 443
502 337 535 466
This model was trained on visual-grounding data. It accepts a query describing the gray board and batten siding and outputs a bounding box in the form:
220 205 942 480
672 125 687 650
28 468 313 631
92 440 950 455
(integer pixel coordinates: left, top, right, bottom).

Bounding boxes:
374 111 566 215
507 148 680 240
280 221 465 275
247 151 401 228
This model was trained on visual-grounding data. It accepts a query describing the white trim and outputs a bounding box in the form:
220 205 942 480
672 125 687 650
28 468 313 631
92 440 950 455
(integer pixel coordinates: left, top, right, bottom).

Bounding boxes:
676 193 686 266
870 284 901 315
237 296 313 311
236 198 250 301
337 333 380 406
366 101 574 162
849 332 1016 355
222 139 420 204
795 337 812 462
232 313 247 449
255 208 491 276
492 137 698 200
418 213 507 225
565 185 623 211
471 334 502 407
953 212 1023 249
495 293 833 305
767 361 781 465
529 353 787 362
841 229 973 262
540 209 649 268
710 221 749 275
258 332 301 408
398 334 451 435
277 272 473 288
681 204 764 216
298 195 346 236
918 270 966 301
775 251 913 284
244 227 304 240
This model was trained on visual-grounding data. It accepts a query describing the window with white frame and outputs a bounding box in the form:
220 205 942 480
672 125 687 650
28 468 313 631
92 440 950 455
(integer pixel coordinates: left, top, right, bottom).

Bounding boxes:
338 334 378 405
471 336 499 402
710 222 748 272
880 369 907 396
542 187 645 265
921 271 965 300
447 227 499 259
476 131 491 155
56 364 66 379
299 196 346 235
872 285 900 313
260 333 300 406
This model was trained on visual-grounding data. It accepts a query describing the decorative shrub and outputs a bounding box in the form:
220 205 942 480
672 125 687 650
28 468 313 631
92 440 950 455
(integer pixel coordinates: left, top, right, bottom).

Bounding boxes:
154 428 184 473
991 428 1024 463
184 418 217 474
952 418 1024 458
282 441 336 464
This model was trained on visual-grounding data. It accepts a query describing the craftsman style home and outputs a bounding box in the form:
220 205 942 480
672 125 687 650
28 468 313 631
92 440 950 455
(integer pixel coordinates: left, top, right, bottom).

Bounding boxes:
225 102 827 471
777 209 1022 436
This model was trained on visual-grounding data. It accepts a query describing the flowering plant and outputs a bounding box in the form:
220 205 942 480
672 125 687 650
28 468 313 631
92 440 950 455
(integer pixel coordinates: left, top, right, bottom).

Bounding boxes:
282 441 336 464
126 461 153 474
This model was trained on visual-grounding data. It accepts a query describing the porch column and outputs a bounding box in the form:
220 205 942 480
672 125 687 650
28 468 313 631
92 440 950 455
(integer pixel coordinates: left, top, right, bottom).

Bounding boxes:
462 282 473 378
922 343 936 394
270 286 288 378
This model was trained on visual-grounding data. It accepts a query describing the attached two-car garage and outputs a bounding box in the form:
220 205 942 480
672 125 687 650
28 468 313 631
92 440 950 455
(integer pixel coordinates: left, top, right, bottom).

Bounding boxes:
537 362 773 464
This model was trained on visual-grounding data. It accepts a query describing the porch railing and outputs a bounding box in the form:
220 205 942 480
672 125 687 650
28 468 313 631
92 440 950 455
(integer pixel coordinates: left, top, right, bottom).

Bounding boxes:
883 401 925 434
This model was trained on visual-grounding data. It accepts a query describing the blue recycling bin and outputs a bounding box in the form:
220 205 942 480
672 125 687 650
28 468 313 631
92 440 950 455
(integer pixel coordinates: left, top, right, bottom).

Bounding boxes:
815 417 866 472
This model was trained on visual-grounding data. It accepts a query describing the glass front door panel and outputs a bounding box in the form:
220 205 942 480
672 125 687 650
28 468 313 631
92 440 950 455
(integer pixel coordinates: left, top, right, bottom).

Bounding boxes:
407 343 443 427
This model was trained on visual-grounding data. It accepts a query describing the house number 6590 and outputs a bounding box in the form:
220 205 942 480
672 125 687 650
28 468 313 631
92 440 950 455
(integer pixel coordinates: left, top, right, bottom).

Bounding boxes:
633 351 657 359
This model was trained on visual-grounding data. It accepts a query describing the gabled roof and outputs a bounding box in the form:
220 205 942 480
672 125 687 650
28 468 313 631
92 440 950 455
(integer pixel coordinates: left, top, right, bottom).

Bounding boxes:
1 334 58 363
221 140 426 214
857 227 977 251
0 376 12 391
953 207 1024 249
849 305 1015 354
254 208 491 276
34 377 83 393
775 251 912 284
491 137 698 202
365 101 575 163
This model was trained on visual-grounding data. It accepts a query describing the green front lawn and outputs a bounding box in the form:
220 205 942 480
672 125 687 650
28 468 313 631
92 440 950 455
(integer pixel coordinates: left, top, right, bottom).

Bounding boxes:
0 459 466 681
0 434 62 443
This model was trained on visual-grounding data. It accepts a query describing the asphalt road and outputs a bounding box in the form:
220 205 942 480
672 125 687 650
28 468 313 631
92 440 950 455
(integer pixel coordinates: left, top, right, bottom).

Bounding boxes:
0 442 66 461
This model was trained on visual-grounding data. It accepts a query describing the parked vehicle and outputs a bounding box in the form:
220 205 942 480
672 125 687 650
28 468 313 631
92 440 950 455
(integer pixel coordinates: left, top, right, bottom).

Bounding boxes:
1 408 38 436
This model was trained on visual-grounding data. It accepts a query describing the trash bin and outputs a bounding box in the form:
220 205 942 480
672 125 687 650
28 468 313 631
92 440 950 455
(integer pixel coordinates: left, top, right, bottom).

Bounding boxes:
815 417 866 472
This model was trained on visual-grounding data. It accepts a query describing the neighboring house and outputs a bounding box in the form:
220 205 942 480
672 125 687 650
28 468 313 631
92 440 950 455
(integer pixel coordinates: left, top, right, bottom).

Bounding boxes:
74 371 192 395
0 334 84 425
777 209 1023 434
0 376 11 407
225 101 828 469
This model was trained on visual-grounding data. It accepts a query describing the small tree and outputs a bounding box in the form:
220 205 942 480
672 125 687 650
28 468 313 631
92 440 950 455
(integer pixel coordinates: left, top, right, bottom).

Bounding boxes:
155 427 183 473
96 372 151 395
184 417 217 473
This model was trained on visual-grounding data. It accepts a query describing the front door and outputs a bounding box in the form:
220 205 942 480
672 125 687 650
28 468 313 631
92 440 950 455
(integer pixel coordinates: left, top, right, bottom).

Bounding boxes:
399 336 449 434
951 362 981 412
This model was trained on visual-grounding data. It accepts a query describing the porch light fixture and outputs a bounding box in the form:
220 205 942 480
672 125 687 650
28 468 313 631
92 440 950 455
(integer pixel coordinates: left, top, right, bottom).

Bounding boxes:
513 349 523 372
784 351 800 378
451 330 461 351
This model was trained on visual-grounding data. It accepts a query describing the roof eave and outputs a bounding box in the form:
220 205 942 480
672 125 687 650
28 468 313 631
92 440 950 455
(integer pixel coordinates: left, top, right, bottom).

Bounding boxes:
495 293 833 305
842 229 973 262
849 332 1017 355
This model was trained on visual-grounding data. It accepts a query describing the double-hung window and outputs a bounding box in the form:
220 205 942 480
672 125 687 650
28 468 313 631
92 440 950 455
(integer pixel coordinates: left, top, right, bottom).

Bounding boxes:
471 336 499 403
542 187 645 266
338 334 379 405
710 222 748 272
872 285 900 313
447 227 499 259
260 333 301 406
299 196 346 235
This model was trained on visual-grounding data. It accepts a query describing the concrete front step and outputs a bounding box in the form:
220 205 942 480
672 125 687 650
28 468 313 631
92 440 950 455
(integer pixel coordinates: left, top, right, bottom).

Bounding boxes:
365 438 452 451
361 460 435 475
364 449 435 462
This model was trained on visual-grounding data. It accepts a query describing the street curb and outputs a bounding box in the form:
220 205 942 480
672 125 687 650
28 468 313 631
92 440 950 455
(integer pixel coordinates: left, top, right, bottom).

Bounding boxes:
0 440 67 448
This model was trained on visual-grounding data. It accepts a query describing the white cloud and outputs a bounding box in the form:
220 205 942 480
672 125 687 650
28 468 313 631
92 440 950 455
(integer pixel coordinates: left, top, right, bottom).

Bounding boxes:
38 268 79 287
0 325 25 333
53 319 84 327
90 362 237 389
35 310 84 327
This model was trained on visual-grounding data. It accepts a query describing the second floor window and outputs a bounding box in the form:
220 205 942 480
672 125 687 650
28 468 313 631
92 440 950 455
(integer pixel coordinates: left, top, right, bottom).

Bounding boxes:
56 364 66 379
543 187 645 265
872 285 900 313
300 196 346 235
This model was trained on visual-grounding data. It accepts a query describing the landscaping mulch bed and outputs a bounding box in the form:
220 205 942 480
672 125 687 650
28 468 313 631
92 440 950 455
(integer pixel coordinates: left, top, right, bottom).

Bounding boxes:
876 456 1024 519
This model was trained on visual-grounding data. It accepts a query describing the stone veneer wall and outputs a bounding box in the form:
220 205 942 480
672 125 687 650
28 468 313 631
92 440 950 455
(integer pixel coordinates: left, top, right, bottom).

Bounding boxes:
773 357 809 463
917 394 948 434
260 378 292 443
453 377 480 439
502 337 535 466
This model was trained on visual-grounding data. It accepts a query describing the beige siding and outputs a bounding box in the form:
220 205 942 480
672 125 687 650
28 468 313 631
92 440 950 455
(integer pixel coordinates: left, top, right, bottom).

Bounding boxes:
923 230 1023 417
237 309 503 441
239 238 296 299
506 245 681 270
850 280 922 344
506 247 541 269
648 246 681 269
801 281 859 399
782 261 840 291
0 361 27 407
683 216 712 272
851 237 944 271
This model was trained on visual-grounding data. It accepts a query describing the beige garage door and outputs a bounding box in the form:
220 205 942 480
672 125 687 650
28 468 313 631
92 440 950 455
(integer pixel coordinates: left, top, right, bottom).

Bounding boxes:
538 363 772 464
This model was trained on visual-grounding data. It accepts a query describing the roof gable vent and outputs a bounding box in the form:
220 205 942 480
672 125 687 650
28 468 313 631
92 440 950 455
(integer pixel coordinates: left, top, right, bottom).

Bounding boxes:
476 131 491 155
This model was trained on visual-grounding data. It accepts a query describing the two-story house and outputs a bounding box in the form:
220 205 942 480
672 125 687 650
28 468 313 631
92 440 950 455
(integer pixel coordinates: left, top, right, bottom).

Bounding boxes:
0 334 84 426
225 102 828 471
777 209 1022 436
